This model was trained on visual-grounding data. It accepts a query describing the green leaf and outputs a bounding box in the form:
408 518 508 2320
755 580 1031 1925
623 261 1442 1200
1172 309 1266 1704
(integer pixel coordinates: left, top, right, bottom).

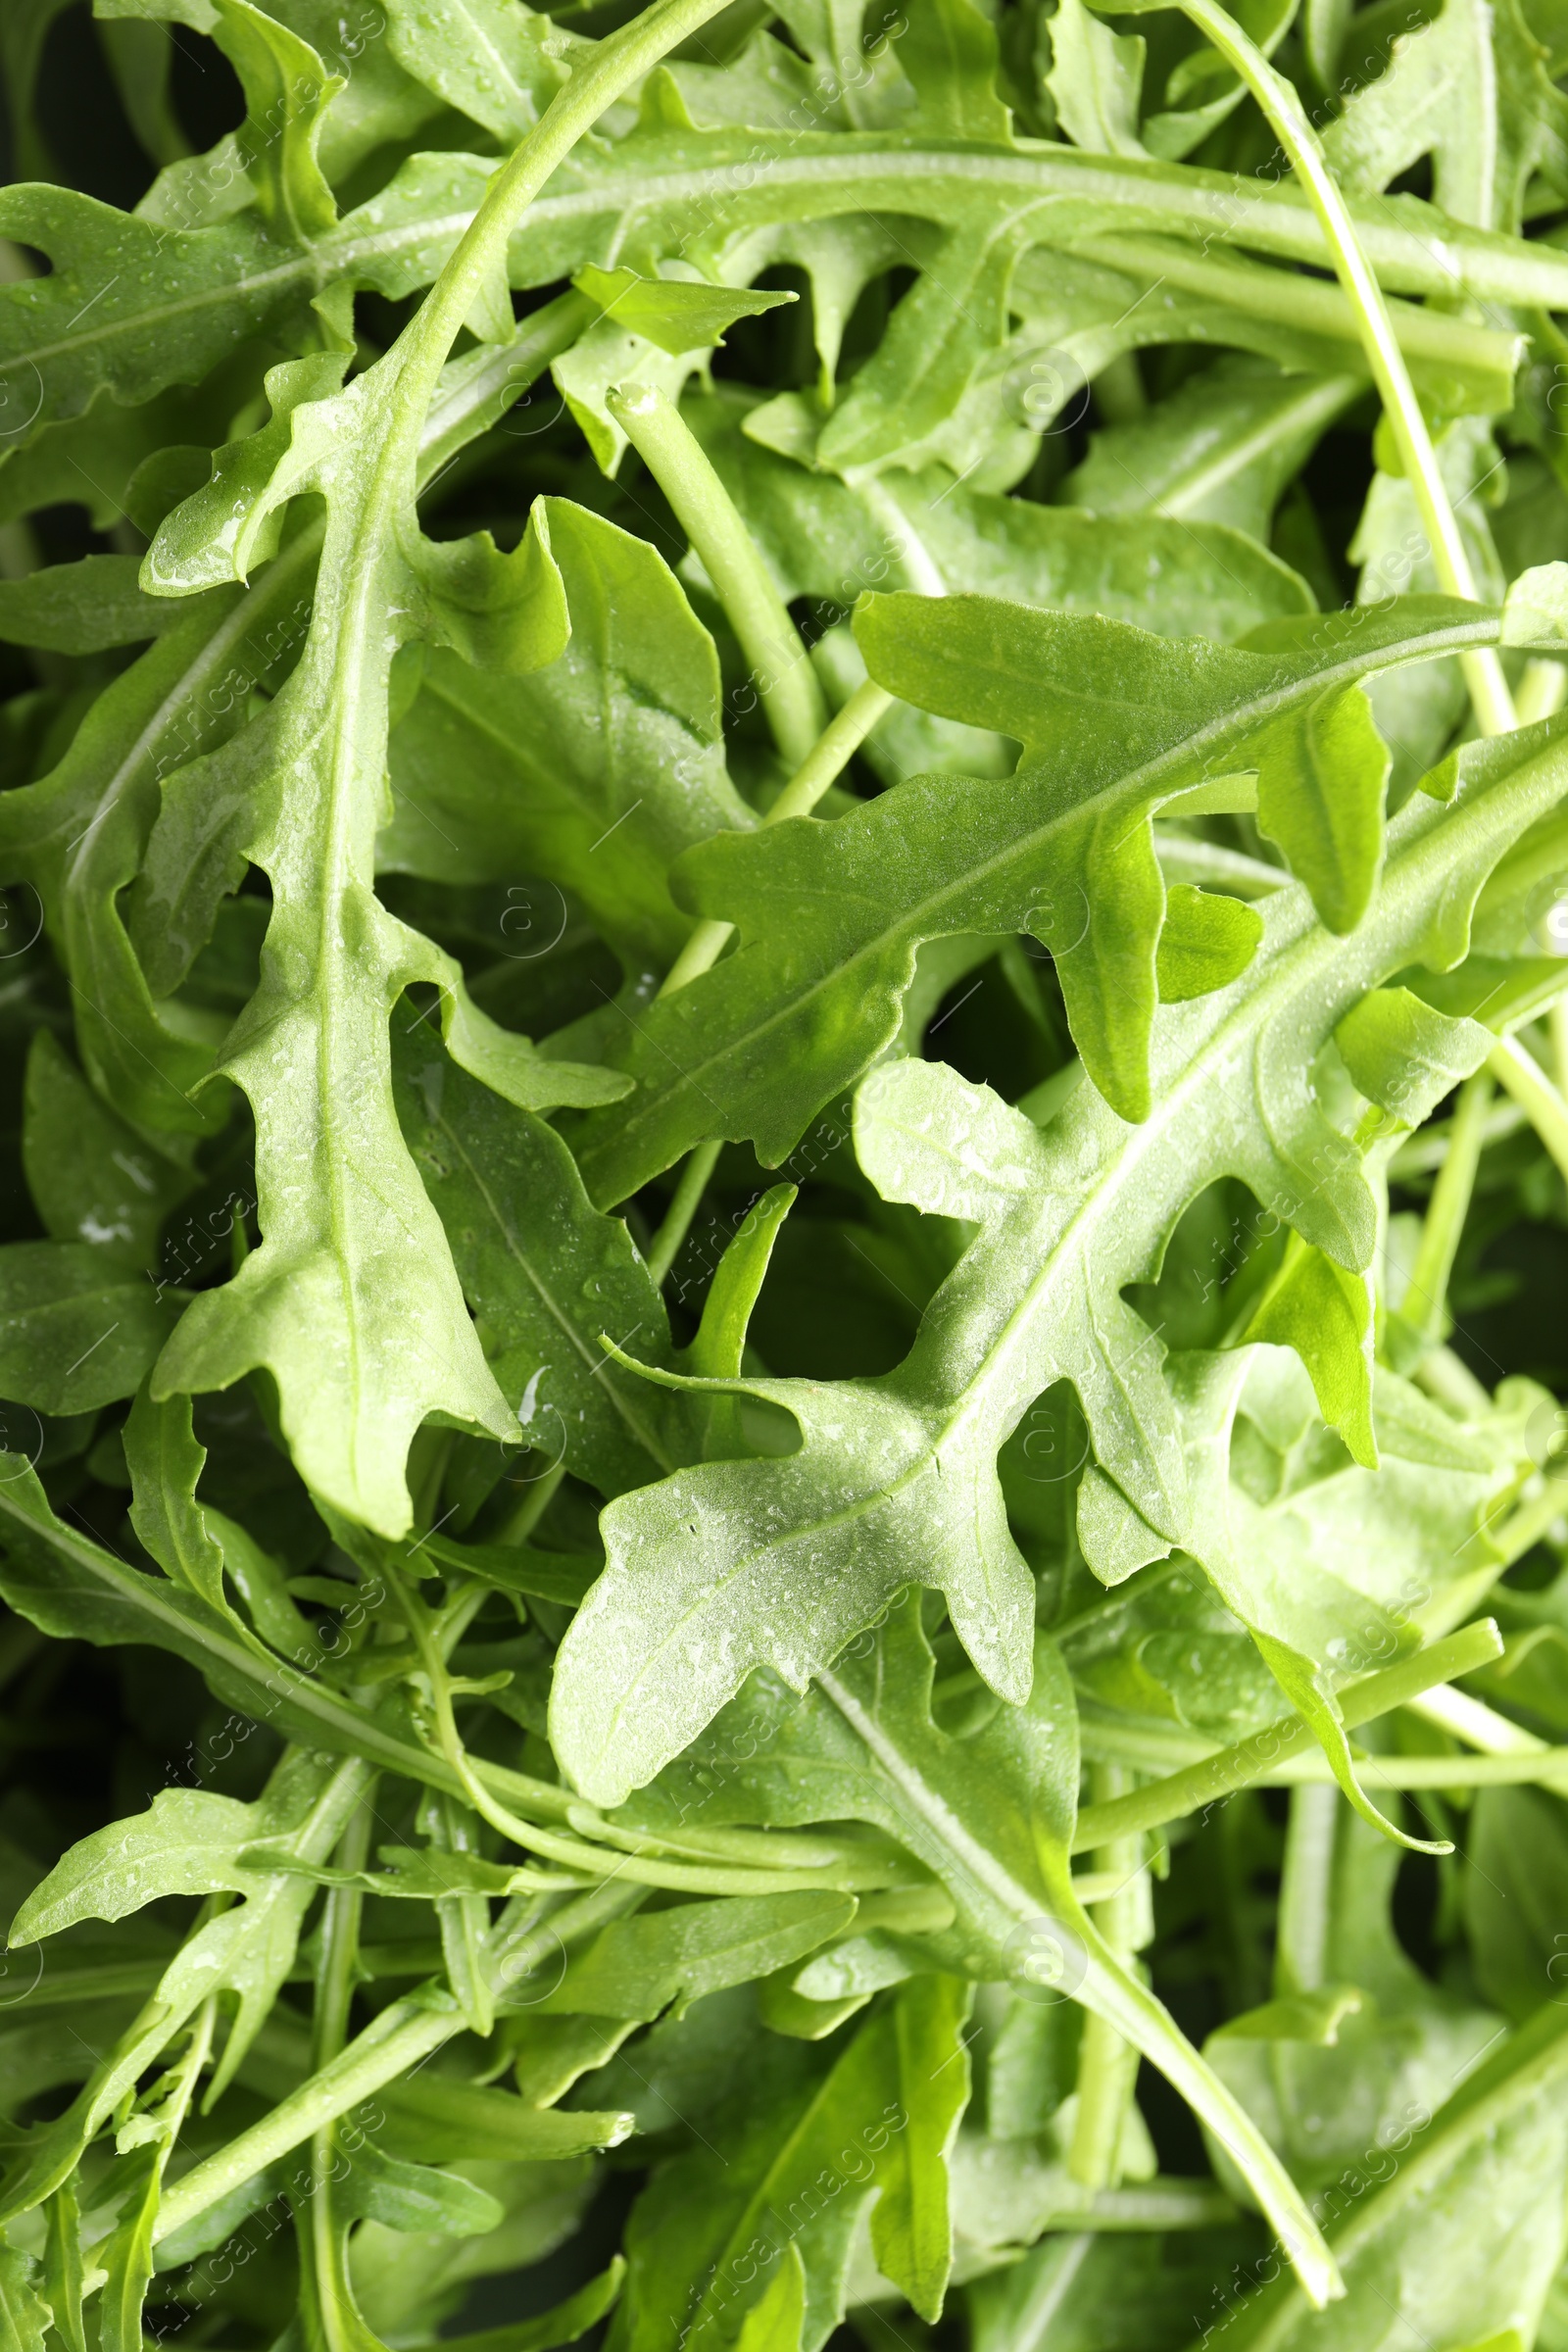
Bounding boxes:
383 498 754 968
0 2248 50 2352
383 0 573 139
1047 0 1148 156
1155 884 1264 1003
1216 2004 1568 2349
0 1243 184 1413
866 1974 972 2320
616 1594 1337 2299
538 1890 858 2019
1060 356 1360 541
1250 676 1389 935
730 2243 805 2352
22 1033 192 1271
39 2184 86 2352
411 2260 625 2352
8 1762 349 1944
1323 0 1568 232
1244 1235 1378 1467
574 265 795 356
336 2137 506 2236
555 715 1568 1797
0 556 190 653
571 595 1522 1196
143 357 627 1535
210 0 342 239
123 1385 247 1630
394 1033 676 1497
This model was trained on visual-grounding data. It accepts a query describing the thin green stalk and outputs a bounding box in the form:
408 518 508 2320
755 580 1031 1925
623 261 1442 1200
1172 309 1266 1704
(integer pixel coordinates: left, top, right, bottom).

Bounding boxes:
606 380 828 767
660 676 895 999
493 1460 566 1545
386 0 741 469
301 1794 378 2352
1275 1785 1338 1994
1068 1764 1146 2191
645 1137 723 1286
1172 0 1516 738
152 1893 634 2246
390 1565 877 1893
1071 1621 1502 1850
1404 1071 1494 1341
647 685 897 1281
1489 1033 1568 1183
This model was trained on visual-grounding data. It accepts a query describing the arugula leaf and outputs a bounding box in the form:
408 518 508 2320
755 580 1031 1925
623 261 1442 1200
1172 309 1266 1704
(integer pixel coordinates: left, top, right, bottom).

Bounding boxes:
555 710 1568 1793
571 595 1531 1203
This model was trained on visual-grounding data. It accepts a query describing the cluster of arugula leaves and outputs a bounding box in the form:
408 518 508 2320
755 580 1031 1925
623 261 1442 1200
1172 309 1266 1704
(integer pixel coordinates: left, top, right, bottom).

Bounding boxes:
11 0 1568 2343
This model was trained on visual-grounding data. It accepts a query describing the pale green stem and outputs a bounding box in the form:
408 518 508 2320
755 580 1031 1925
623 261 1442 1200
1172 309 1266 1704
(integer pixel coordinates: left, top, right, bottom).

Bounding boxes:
153 1892 634 2246
303 1795 377 2352
1516 658 1568 727
1412 1342 1494 1415
1069 1763 1145 2190
1408 1683 1544 1754
386 0 742 465
493 1459 566 1546
645 1137 723 1285
391 1564 860 1894
1275 1784 1338 1995
1554 993 1568 1099
1405 1070 1493 1342
660 676 895 1000
1489 1033 1568 1184
1176 0 1516 738
1070 1621 1501 1850
606 380 827 768
1267 1749 1568 1789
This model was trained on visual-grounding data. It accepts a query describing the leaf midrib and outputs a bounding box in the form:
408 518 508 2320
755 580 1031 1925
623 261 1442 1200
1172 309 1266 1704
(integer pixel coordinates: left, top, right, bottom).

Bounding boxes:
594 736 1562 1744
592 609 1500 1179
14 134 1565 390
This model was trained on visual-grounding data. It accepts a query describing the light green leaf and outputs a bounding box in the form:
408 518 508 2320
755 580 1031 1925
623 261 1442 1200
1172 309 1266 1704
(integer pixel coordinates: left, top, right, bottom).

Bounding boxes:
1250 676 1389 936
731 2243 805 2352
383 498 754 970
22 1033 192 1271
210 0 342 240
1047 0 1148 156
1155 884 1264 1002
383 0 573 140
574 264 795 356
867 1974 972 2320
538 1890 858 2020
0 1243 184 1414
555 712 1568 1800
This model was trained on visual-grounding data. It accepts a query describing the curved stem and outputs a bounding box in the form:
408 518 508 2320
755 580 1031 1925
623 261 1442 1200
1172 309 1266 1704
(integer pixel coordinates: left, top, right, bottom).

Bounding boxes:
302 1793 378 2352
1404 1069 1493 1341
1173 0 1516 738
1489 1032 1568 1182
389 1567 873 1894
388 0 741 456
645 1137 722 1285
1068 1763 1145 2190
607 381 828 768
660 675 894 999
